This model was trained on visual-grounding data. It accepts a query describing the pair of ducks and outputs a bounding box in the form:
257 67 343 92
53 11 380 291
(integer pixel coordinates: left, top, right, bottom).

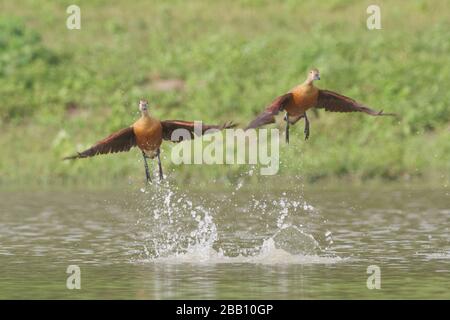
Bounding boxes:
65 69 395 182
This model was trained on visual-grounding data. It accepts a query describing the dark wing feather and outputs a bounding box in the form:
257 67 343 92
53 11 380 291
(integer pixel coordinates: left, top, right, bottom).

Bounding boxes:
161 120 236 142
316 90 396 116
63 126 136 159
245 93 293 129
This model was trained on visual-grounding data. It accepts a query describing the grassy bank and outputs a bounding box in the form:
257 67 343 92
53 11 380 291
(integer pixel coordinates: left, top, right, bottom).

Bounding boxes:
1 0 449 187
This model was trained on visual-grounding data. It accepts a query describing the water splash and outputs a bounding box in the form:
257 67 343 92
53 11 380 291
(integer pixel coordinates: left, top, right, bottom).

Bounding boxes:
146 237 343 265
272 225 320 255
133 180 341 265
134 183 218 260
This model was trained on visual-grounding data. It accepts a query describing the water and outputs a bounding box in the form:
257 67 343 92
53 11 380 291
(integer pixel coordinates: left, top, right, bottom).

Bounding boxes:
0 183 449 299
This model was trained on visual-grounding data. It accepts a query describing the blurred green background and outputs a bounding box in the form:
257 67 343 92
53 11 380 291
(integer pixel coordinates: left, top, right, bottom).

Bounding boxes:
0 0 449 187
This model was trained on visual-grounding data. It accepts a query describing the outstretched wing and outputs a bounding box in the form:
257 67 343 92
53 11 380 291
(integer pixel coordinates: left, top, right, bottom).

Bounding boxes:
161 120 236 142
316 90 395 116
245 93 293 129
63 127 136 159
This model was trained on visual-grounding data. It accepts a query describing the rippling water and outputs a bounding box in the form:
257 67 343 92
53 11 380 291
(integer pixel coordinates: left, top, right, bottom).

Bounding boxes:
0 183 449 299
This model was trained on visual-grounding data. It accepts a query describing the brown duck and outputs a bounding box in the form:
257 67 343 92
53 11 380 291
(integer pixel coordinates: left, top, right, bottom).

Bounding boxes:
64 100 235 182
246 69 395 143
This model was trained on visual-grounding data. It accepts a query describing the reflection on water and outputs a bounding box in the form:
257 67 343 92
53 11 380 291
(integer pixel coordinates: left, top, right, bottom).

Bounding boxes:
0 183 449 299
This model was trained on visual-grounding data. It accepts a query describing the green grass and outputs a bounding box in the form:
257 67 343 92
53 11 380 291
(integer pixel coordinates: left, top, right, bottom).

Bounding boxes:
1 0 449 187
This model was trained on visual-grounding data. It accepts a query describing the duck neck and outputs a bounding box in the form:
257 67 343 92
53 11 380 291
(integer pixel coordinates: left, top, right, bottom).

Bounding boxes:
141 110 150 119
140 111 159 125
303 78 314 86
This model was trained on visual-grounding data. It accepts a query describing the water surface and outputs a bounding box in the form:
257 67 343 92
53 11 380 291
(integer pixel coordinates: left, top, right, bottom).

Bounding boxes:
0 184 449 299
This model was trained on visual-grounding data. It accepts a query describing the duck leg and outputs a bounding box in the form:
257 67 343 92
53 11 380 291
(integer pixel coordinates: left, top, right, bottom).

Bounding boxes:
304 112 310 140
156 149 163 181
284 112 290 144
142 151 152 183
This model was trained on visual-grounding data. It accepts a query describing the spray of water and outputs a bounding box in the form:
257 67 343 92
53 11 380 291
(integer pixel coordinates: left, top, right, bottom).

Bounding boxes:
133 171 341 265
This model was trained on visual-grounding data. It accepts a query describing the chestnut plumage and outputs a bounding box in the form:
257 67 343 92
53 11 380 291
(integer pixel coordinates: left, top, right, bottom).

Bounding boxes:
246 69 396 142
64 100 235 182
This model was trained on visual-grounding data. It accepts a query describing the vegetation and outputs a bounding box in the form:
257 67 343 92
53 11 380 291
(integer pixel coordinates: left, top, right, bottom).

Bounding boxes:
1 0 449 187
